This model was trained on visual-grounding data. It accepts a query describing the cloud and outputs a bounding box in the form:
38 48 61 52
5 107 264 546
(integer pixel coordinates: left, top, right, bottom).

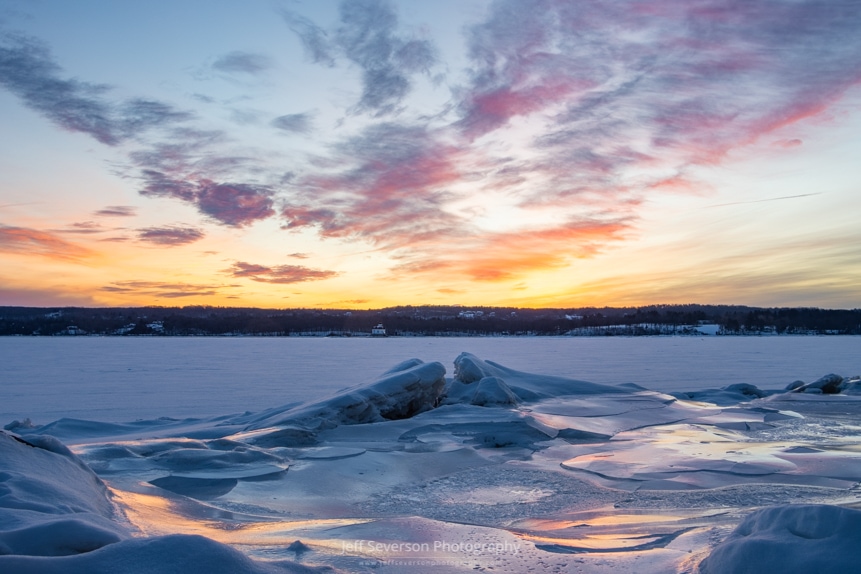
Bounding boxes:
772 138 803 149
280 10 336 66
0 225 94 260
0 31 274 229
283 0 437 115
337 0 436 115
229 107 263 125
195 182 275 226
212 51 272 75
275 0 861 277
227 261 337 284
0 286 97 307
137 169 275 227
56 221 107 234
0 34 191 145
101 280 221 298
124 127 278 228
438 0 861 230
94 205 137 217
271 112 313 133
0 34 275 233
277 118 636 276
137 225 204 246
283 122 463 248
394 218 630 282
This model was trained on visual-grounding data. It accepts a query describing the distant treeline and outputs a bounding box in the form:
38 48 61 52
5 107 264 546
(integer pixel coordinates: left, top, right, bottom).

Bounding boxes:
0 304 859 336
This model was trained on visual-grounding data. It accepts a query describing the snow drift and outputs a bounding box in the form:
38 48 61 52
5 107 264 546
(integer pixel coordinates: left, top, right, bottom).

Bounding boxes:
699 504 861 574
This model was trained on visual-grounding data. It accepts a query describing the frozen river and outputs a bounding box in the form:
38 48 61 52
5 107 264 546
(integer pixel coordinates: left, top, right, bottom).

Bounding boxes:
1 335 858 424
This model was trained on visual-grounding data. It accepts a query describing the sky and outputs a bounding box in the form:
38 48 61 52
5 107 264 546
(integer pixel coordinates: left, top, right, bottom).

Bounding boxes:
1 0 860 310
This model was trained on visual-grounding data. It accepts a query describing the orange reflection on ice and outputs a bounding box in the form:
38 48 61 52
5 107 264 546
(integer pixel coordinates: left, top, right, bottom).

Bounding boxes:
110 487 371 546
518 532 662 550
514 513 687 532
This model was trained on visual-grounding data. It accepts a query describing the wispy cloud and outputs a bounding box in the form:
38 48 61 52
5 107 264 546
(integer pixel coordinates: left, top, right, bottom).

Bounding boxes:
55 221 108 234
0 34 191 145
455 0 861 208
212 51 272 75
281 10 336 66
282 0 437 115
271 112 313 134
137 225 204 246
0 225 94 261
130 129 277 227
227 261 337 283
0 32 276 230
140 174 275 227
394 218 631 282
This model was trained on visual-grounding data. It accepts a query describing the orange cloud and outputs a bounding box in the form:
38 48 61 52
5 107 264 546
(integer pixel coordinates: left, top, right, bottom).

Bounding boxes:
395 218 631 282
0 225 95 261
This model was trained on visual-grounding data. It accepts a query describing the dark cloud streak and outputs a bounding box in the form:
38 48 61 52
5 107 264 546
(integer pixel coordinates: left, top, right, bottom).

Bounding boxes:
101 280 221 298
94 205 137 217
227 261 337 284
137 225 204 246
271 112 312 133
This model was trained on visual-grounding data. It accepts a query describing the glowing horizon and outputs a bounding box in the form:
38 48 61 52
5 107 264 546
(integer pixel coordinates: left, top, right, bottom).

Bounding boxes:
1 1 860 310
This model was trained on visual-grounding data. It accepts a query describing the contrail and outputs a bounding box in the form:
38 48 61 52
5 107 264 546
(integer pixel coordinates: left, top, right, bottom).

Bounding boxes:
706 192 821 209
0 202 41 209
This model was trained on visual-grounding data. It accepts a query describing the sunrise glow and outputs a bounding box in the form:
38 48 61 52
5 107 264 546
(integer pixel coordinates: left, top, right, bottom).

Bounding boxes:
2 1 860 309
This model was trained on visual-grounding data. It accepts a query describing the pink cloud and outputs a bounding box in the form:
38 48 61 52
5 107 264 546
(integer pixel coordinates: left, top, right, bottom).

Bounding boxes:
457 0 861 210
772 138 803 149
283 124 466 249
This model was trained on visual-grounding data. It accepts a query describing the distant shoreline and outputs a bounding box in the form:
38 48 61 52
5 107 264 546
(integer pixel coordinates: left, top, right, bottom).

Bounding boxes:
2 304 859 337
2 332 858 338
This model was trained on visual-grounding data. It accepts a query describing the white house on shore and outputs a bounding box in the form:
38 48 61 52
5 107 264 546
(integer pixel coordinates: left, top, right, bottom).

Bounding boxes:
371 324 387 336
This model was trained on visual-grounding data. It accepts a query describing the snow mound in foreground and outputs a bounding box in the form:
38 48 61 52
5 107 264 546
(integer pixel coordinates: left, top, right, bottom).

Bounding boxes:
444 352 627 405
245 359 447 430
699 504 861 574
0 432 126 557
0 432 332 573
0 533 325 574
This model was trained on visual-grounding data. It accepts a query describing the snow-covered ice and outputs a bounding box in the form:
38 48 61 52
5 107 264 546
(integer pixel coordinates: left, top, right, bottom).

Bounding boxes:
2 345 861 573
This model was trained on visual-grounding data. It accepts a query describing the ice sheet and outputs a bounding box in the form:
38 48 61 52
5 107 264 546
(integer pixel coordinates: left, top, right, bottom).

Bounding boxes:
4 352 861 573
